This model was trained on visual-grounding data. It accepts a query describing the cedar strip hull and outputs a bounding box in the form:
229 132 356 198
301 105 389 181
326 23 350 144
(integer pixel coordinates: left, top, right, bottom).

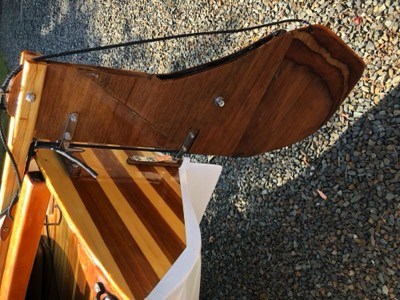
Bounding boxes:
35 149 185 299
29 25 364 156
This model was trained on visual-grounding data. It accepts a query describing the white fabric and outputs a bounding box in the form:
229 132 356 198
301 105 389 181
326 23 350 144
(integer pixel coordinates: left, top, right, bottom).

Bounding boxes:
146 158 222 300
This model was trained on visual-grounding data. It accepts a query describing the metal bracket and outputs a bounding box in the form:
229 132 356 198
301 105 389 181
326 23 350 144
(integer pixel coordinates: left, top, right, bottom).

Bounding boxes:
60 112 79 150
126 153 182 167
174 129 199 159
41 112 97 178
58 113 85 177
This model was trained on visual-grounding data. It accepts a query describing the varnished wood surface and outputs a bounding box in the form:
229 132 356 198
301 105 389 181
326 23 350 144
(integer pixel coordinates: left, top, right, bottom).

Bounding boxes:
43 206 108 299
0 53 46 284
29 25 364 156
0 173 51 299
35 148 185 299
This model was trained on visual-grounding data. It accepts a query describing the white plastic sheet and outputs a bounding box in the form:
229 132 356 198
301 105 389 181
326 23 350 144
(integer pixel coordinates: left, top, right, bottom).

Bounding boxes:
146 158 222 300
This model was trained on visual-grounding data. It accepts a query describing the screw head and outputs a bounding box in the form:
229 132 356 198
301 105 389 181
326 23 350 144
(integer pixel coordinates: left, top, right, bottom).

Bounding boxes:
25 92 36 103
69 113 79 123
214 96 225 108
64 132 72 141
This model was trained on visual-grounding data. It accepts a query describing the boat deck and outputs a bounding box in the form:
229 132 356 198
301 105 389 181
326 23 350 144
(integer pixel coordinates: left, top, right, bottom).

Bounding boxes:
35 148 186 299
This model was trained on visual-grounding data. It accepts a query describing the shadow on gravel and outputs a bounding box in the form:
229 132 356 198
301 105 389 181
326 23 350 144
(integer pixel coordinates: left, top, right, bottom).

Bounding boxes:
0 1 101 66
1 1 249 74
200 84 399 299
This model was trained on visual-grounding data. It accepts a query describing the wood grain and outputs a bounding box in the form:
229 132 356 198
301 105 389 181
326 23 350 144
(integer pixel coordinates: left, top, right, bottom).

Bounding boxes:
35 148 185 299
235 25 365 155
0 55 47 284
0 57 46 210
30 25 364 156
42 206 95 299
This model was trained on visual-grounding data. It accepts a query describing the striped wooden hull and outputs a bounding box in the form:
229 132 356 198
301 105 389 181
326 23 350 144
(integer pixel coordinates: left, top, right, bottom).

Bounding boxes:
35 148 186 299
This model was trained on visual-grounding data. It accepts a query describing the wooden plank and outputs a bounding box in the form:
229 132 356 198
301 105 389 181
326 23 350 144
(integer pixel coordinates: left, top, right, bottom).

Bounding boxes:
31 25 364 156
0 53 46 211
0 172 51 299
0 55 47 283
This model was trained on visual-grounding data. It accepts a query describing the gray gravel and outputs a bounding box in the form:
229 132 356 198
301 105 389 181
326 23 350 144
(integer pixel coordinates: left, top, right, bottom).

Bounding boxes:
1 1 399 299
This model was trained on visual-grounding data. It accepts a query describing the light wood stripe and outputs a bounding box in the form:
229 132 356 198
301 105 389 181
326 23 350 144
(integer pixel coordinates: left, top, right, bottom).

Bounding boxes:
134 164 184 223
134 151 182 196
79 149 172 278
154 166 182 199
112 149 186 243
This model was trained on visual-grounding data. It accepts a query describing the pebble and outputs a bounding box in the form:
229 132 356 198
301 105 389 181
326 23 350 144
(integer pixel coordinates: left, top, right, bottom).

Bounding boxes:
0 0 399 299
382 285 389 295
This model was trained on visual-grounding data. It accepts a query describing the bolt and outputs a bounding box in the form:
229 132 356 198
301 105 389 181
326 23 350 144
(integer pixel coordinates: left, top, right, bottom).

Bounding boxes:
25 92 36 103
69 113 78 123
214 96 225 108
64 132 72 141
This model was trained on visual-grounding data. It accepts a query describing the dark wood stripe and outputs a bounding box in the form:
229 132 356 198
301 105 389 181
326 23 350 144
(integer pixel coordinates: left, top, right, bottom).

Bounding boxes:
165 165 180 182
94 150 186 263
71 176 159 298
135 164 184 222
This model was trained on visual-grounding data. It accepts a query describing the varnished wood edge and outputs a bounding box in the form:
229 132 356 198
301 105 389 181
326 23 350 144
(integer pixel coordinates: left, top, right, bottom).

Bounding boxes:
0 55 47 209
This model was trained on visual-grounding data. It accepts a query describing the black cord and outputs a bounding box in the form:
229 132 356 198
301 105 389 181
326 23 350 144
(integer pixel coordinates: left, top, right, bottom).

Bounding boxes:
1 18 310 109
0 65 23 111
0 111 22 219
33 18 310 62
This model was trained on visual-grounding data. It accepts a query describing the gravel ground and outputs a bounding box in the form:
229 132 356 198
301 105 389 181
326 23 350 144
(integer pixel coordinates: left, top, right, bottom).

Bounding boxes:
1 1 399 299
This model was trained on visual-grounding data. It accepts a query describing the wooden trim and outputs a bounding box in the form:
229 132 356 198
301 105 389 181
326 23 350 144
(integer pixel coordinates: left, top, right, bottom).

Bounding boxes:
0 172 51 299
0 56 47 283
0 56 47 210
